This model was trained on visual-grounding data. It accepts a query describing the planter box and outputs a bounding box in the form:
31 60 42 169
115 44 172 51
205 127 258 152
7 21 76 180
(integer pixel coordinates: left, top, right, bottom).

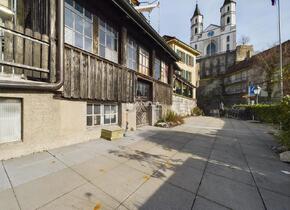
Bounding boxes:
101 127 124 141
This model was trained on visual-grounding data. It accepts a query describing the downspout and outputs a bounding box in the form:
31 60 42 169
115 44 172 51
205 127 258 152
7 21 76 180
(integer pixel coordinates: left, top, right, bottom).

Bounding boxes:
0 0 64 91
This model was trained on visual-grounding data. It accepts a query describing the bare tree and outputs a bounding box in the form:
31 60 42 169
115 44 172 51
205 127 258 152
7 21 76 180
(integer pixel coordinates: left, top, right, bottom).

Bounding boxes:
239 36 250 45
254 42 290 101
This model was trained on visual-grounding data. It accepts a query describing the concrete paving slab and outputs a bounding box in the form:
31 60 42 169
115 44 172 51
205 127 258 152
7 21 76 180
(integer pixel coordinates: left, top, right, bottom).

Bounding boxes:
0 162 11 191
123 177 194 210
3 152 66 187
260 189 290 210
127 140 157 151
246 155 290 196
125 158 163 175
0 189 20 210
209 149 248 170
48 144 100 167
38 183 120 210
192 196 231 210
198 173 265 210
171 151 207 171
205 162 255 186
71 155 121 181
13 168 86 210
91 164 147 202
155 163 203 193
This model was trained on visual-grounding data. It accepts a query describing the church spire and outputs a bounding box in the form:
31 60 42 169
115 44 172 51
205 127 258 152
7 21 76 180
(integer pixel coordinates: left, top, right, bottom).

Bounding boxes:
194 3 202 17
223 0 235 7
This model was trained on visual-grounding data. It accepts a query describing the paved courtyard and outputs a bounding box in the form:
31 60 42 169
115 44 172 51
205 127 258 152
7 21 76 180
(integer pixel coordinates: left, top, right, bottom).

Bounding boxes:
1 117 290 210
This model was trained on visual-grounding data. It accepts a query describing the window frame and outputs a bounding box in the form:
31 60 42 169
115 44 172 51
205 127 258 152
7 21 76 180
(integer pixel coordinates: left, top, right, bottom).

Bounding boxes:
98 18 119 63
86 104 118 127
127 37 138 71
65 0 93 52
139 46 150 76
0 98 22 144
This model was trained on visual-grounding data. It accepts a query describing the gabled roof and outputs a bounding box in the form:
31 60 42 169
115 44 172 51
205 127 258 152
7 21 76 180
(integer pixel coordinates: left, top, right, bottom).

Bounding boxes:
204 24 220 32
163 35 201 56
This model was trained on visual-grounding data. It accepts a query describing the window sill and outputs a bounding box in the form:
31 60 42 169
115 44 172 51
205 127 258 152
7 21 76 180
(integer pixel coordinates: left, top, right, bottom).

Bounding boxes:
86 124 121 131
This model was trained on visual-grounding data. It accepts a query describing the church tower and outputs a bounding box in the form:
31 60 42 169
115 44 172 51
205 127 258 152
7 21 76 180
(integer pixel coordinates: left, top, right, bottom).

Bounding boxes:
220 0 236 28
191 4 203 43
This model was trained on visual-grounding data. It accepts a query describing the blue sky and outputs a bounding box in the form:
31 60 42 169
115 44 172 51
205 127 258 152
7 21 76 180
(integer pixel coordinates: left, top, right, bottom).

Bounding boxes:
149 0 290 52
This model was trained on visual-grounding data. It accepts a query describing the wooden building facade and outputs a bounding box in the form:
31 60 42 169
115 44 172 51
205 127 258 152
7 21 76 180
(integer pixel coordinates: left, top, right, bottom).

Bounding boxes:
0 0 178 160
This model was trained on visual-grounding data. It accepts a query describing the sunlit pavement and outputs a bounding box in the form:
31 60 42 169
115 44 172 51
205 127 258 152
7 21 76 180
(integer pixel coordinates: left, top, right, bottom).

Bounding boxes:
1 117 290 210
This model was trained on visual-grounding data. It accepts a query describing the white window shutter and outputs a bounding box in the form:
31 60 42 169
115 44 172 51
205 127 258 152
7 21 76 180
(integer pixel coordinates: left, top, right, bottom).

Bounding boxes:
0 99 21 143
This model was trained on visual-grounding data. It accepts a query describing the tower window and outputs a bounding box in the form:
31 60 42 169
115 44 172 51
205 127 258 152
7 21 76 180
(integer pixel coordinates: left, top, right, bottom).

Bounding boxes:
195 28 198 34
227 44 230 51
227 6 230 12
227 35 230 42
227 17 231 24
195 44 197 49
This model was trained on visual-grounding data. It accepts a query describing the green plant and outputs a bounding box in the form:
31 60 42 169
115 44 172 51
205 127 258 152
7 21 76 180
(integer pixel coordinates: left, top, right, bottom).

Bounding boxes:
235 95 290 149
164 110 184 124
191 107 204 116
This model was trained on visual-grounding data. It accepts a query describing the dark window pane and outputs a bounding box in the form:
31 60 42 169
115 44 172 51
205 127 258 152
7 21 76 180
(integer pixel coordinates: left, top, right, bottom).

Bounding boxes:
104 115 110 124
75 2 83 14
87 116 92 126
65 0 73 6
94 116 101 125
94 105 101 114
87 104 92 114
85 9 92 19
104 105 110 115
111 114 116 124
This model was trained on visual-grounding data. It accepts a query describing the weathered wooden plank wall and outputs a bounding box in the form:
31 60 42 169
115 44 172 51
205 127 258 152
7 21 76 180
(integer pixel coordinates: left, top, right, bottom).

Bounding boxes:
1 0 54 82
154 82 172 105
63 45 135 103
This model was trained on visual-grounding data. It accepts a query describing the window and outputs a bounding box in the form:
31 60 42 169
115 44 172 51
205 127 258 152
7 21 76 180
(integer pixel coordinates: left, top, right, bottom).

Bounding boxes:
99 18 119 63
0 98 22 143
65 0 93 52
206 42 216 55
227 44 230 51
186 54 194 67
127 37 138 71
195 44 197 49
227 6 230 12
161 61 168 83
137 80 151 99
139 47 149 76
227 35 230 42
195 28 198 34
87 104 118 126
227 17 231 24
104 105 118 125
154 58 161 80
177 50 185 63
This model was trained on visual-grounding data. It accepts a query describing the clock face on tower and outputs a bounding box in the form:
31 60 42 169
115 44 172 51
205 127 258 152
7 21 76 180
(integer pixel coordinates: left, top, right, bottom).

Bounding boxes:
207 31 214 37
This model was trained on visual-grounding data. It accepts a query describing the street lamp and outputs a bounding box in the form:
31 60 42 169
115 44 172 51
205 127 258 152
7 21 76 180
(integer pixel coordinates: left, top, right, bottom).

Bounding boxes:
254 86 262 104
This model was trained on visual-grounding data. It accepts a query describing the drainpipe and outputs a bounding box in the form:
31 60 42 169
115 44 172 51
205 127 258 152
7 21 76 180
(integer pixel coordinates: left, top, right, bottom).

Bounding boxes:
0 0 64 91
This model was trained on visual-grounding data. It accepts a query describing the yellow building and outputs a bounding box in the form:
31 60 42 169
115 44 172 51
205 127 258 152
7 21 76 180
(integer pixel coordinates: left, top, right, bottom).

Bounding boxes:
164 36 201 115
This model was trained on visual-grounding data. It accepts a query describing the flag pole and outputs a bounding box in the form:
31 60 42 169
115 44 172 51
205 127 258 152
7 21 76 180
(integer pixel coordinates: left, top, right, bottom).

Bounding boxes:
278 0 283 100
